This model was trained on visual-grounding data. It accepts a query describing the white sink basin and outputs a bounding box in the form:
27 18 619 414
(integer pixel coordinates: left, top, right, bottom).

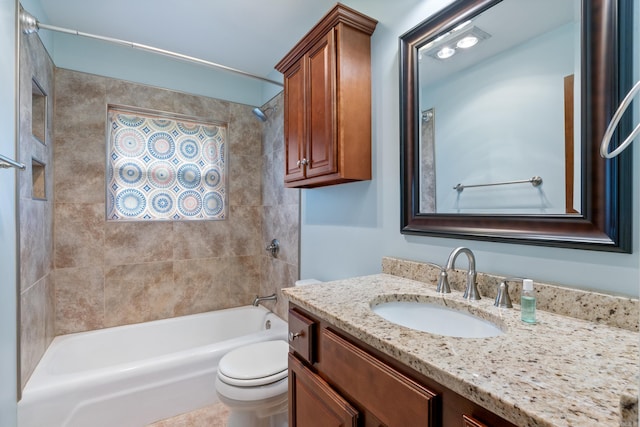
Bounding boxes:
371 301 503 338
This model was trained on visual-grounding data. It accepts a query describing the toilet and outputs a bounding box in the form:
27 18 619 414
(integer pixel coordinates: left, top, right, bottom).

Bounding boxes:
215 280 321 426
215 340 289 427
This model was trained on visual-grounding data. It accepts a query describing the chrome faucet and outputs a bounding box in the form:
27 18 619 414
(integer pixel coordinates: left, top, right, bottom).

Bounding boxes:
437 247 481 300
253 293 277 306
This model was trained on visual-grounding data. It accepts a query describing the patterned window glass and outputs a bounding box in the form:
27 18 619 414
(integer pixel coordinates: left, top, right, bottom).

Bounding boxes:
106 107 227 221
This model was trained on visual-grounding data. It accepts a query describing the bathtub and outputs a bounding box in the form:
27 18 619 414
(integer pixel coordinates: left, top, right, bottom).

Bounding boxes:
18 305 288 427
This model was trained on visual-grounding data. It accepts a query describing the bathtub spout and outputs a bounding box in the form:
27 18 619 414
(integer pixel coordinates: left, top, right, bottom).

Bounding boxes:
253 293 277 306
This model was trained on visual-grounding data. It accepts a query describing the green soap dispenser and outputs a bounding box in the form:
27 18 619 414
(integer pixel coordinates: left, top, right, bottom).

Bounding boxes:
520 279 536 324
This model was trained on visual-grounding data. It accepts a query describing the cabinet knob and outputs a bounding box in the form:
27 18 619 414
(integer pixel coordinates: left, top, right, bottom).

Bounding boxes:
300 158 309 166
289 331 303 341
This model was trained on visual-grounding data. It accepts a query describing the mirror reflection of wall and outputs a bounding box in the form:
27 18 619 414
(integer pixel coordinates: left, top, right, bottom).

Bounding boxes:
418 0 581 215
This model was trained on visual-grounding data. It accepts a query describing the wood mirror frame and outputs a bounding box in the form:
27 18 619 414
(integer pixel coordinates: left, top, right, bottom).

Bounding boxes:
399 0 633 252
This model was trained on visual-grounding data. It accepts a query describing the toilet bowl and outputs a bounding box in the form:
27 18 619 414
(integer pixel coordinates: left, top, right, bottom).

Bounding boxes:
215 340 289 427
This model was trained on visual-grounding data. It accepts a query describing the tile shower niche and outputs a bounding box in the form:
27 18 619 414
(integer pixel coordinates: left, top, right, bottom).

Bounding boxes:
31 159 46 200
31 79 46 144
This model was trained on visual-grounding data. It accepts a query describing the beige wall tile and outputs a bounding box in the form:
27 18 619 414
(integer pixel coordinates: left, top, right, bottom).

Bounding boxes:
173 258 230 315
55 266 105 334
228 153 262 207
53 130 106 204
171 92 231 123
54 203 105 269
104 262 176 327
20 199 46 292
104 221 174 266
54 68 107 137
260 256 297 319
106 80 174 113
20 278 48 386
261 96 284 156
44 273 56 349
173 220 230 260
54 70 107 204
227 255 261 307
262 204 299 266
228 103 262 159
227 206 261 256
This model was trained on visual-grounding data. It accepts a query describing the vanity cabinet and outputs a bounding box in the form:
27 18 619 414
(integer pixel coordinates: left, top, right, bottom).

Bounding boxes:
275 4 377 188
288 305 517 427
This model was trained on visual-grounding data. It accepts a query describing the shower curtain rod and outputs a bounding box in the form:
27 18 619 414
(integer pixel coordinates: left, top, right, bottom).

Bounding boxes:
19 8 284 88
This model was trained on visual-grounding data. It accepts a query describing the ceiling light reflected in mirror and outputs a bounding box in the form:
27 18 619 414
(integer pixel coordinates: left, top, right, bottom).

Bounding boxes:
420 23 491 61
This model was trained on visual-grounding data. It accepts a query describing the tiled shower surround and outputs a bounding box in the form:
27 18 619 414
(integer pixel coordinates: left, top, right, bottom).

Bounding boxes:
53 68 297 330
19 35 298 388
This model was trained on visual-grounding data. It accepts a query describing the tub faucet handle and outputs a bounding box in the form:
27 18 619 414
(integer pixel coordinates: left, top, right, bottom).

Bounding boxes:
265 239 279 258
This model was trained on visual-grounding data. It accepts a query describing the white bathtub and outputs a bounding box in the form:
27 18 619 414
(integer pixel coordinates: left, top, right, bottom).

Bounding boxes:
18 305 288 427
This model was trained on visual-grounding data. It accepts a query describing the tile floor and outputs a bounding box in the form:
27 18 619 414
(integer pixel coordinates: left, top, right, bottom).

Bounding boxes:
148 402 229 427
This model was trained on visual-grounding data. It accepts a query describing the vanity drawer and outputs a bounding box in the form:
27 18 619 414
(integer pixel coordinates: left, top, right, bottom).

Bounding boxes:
463 415 489 427
319 328 439 426
288 309 316 364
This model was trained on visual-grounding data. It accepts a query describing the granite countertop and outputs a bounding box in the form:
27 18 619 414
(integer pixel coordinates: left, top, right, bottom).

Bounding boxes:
283 274 639 427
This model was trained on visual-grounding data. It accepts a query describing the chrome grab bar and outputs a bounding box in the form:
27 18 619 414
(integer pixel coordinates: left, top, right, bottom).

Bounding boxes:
0 153 26 170
454 176 542 192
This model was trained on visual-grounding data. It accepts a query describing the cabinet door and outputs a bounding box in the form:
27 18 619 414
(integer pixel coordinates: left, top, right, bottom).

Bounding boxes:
289 354 359 427
319 329 439 426
283 60 306 183
305 30 337 179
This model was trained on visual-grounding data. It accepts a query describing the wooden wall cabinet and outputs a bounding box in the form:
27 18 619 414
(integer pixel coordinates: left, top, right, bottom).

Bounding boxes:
275 4 377 188
288 305 518 427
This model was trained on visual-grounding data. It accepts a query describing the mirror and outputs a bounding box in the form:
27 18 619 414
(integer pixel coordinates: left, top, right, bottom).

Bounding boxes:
400 0 633 252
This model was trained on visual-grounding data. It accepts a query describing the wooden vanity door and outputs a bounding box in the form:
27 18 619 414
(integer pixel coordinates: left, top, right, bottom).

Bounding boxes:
289 354 359 426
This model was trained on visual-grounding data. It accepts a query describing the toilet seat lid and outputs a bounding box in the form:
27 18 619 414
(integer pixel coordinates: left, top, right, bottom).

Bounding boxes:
218 340 288 387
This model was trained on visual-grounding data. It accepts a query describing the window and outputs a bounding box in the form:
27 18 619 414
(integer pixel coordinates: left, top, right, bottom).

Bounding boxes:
106 106 227 221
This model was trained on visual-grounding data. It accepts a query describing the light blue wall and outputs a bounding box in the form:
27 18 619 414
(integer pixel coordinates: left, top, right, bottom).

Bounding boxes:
300 0 640 298
50 33 279 107
19 0 281 107
0 0 18 425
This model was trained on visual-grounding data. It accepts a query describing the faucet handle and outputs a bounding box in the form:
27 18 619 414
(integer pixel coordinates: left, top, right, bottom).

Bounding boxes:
436 269 451 294
462 271 481 300
494 281 513 308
